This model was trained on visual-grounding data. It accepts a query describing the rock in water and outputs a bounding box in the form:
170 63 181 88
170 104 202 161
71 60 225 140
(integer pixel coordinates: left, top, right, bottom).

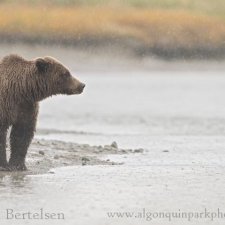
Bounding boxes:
111 141 118 149
39 150 45 155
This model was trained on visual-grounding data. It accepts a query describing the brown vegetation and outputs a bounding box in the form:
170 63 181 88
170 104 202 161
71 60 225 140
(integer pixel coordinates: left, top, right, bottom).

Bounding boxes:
0 3 225 58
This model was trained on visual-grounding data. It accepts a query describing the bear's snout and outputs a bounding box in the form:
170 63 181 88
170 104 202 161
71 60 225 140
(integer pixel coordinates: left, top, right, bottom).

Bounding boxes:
65 77 85 95
78 82 85 93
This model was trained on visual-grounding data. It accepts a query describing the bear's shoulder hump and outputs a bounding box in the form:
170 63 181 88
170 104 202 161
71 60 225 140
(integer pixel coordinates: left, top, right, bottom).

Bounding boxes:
1 54 25 64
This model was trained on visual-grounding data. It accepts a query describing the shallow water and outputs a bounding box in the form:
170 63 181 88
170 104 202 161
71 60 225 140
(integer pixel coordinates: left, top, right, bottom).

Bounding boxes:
37 71 225 149
1 163 225 225
25 70 225 225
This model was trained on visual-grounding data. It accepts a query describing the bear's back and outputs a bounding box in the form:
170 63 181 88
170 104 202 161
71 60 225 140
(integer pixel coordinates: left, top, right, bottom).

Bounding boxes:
0 54 32 79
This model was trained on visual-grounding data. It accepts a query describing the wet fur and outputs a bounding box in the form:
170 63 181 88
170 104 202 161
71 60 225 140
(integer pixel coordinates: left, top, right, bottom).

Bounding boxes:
0 54 84 171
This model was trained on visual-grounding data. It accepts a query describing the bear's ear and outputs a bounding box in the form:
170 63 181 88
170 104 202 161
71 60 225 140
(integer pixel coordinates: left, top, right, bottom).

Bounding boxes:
35 58 49 73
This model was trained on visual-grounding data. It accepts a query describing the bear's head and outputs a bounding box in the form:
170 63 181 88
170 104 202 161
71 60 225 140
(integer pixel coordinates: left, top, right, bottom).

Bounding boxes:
35 56 85 99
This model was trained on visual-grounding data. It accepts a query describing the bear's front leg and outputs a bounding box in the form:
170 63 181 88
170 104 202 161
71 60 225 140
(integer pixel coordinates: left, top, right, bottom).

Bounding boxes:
8 121 36 171
0 125 8 170
8 104 38 171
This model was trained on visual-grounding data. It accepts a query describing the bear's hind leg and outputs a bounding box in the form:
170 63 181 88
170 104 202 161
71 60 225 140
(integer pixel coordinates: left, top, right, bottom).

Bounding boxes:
0 125 8 170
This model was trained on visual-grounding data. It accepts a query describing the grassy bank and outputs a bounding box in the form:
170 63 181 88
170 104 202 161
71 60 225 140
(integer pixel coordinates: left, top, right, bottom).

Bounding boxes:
0 1 225 59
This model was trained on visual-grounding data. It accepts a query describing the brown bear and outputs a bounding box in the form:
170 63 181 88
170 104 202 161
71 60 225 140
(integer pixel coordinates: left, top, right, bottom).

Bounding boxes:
0 54 85 171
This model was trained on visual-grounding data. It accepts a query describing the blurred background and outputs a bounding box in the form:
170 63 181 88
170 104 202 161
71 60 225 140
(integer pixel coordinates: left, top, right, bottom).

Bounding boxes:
0 0 225 148
0 0 225 59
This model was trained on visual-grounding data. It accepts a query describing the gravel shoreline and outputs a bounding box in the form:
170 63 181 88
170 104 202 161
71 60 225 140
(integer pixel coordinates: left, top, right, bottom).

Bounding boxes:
2 139 144 175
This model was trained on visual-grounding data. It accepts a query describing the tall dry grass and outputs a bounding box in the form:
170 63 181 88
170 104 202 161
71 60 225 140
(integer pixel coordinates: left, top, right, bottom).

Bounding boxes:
0 5 224 43
0 2 225 57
